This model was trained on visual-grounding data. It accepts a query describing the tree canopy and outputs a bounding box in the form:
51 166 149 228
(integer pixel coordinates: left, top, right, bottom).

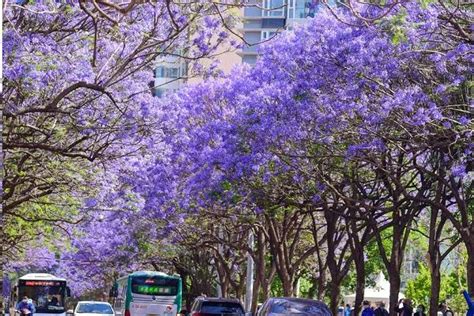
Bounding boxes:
3 1 473 316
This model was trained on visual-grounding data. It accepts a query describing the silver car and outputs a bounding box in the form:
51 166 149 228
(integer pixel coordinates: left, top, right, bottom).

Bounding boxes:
72 301 115 316
257 298 332 316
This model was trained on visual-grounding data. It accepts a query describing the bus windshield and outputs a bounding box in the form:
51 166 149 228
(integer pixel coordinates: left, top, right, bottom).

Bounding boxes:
18 280 66 314
131 276 178 296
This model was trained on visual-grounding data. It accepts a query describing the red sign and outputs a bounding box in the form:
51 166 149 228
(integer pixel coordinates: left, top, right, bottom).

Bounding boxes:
24 281 60 286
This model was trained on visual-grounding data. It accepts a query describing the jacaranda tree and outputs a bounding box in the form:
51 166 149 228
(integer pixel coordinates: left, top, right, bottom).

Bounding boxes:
157 1 472 314
2 0 238 261
4 1 473 313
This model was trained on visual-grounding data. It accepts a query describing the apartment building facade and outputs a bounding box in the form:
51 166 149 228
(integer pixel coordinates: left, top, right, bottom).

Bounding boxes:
153 0 337 95
152 55 188 98
241 0 336 64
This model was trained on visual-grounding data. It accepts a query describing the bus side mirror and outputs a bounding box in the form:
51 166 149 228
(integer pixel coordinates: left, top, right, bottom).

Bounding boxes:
66 287 72 297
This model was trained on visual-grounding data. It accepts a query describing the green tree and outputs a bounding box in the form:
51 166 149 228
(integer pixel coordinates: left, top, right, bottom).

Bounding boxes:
406 249 468 313
405 264 432 307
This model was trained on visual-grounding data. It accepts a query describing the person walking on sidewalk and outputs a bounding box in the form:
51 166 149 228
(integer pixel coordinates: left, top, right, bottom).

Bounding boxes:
374 302 388 316
344 304 351 316
439 302 454 316
362 301 374 316
395 299 413 316
414 304 426 316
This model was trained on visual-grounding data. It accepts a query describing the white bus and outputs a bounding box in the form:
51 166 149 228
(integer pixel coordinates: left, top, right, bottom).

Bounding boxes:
111 271 182 316
8 274 71 316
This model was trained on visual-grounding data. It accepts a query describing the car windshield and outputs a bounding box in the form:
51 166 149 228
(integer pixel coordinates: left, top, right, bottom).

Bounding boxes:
268 299 331 316
76 303 113 314
201 302 244 314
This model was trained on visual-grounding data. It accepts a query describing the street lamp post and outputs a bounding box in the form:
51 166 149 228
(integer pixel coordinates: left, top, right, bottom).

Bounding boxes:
244 232 254 315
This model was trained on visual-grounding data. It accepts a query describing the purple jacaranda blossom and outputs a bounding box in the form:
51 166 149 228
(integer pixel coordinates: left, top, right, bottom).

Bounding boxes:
451 164 467 178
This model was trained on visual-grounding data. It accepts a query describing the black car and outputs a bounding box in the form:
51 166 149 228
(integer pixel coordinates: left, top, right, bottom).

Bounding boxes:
257 297 332 316
188 297 245 316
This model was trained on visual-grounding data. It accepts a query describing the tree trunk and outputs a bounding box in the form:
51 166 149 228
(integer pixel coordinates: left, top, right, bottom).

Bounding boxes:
388 272 401 315
325 209 347 316
251 272 261 313
329 281 341 316
282 274 294 297
254 230 272 304
468 243 474 295
354 259 365 316
427 204 443 316
221 277 229 298
348 214 367 316
428 264 441 316
261 281 270 301
316 269 327 300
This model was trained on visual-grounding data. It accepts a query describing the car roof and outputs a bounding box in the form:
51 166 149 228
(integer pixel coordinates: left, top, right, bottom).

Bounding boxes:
77 301 112 305
266 297 331 309
196 297 242 304
269 297 325 304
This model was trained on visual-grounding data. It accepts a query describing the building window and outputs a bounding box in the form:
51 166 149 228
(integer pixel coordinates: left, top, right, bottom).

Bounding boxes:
262 0 284 17
166 67 179 78
261 31 277 41
155 66 165 78
156 66 181 78
154 88 165 98
295 0 307 18
181 63 188 77
288 0 294 19
287 0 317 19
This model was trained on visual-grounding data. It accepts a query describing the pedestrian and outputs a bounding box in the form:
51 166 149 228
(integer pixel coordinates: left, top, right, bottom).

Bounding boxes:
344 304 351 316
414 304 426 316
16 296 34 316
27 299 36 314
439 302 454 316
463 290 474 316
374 302 389 316
362 301 374 316
395 298 413 316
374 302 388 316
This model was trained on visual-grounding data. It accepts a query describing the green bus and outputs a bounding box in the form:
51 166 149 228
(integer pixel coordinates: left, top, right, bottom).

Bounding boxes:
111 271 182 316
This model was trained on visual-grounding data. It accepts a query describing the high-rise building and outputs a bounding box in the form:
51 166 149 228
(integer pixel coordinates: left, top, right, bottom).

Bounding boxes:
151 14 242 97
152 45 242 97
152 55 188 98
240 0 336 64
153 1 337 96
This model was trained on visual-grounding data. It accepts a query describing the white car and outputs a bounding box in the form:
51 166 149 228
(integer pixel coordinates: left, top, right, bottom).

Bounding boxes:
72 301 114 316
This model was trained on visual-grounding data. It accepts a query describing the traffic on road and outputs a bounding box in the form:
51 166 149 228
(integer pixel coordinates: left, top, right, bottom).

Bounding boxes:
5 272 473 316
5 271 334 316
